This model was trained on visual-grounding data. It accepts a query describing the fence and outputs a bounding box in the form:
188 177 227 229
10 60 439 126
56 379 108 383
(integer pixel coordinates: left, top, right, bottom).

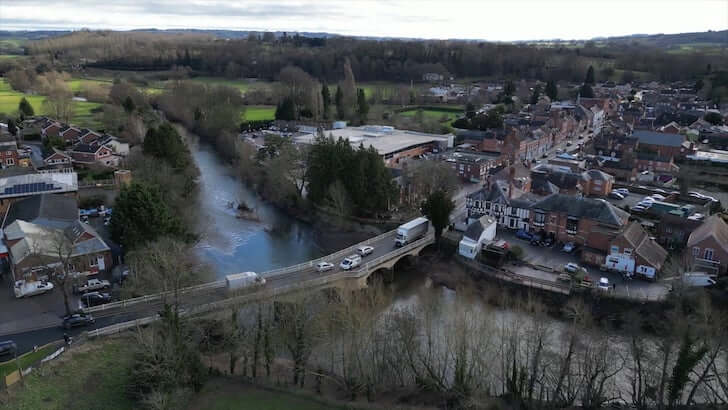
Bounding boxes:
458 257 571 295
78 179 115 189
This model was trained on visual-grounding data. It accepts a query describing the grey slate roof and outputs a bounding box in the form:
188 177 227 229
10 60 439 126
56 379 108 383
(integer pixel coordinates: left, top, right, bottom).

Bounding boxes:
464 215 495 241
633 130 684 147
619 221 668 270
4 194 78 229
532 194 629 226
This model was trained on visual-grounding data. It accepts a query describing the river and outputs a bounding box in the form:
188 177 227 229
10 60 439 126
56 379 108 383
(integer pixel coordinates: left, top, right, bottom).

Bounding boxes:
187 134 326 277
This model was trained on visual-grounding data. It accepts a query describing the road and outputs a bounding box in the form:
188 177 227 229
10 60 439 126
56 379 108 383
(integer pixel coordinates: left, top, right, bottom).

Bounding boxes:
1 231 412 355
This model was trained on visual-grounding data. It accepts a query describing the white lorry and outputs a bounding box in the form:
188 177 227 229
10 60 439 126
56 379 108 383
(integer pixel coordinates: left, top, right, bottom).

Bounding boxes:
14 280 54 298
226 271 266 291
682 272 717 288
395 217 429 247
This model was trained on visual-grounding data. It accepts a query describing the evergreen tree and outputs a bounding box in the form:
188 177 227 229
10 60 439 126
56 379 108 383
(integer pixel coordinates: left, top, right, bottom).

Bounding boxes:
421 190 455 243
143 122 191 169
585 65 595 85
579 83 595 98
335 85 345 120
356 88 369 123
275 96 297 121
18 97 34 118
321 84 331 120
465 102 476 119
504 80 515 96
545 80 558 100
122 96 136 113
530 84 541 105
6 118 17 136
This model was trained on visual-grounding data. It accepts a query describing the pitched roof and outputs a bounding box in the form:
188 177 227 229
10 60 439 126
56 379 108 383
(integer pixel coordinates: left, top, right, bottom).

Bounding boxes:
633 130 685 147
687 215 728 254
464 215 495 241
69 143 104 154
619 221 668 270
582 169 614 181
532 194 629 226
4 194 78 229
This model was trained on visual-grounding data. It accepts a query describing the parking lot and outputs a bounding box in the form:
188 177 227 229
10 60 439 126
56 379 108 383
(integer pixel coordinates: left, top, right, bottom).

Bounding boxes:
498 229 670 301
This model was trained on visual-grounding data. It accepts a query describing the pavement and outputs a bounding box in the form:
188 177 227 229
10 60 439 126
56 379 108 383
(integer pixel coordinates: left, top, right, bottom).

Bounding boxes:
499 229 670 301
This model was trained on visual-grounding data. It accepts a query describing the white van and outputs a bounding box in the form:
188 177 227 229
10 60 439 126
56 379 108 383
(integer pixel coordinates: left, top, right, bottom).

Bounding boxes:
682 272 717 288
340 255 362 270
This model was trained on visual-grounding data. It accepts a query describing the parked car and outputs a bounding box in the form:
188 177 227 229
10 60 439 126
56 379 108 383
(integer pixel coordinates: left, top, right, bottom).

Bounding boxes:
631 205 648 212
530 233 543 246
637 200 654 208
357 246 374 257
615 188 629 196
608 191 625 200
564 263 580 273
316 261 334 273
562 242 576 253
566 140 573 146
650 194 666 201
340 255 362 271
515 229 533 241
14 280 54 298
0 340 16 356
74 278 111 294
598 277 610 291
80 292 112 307
62 313 95 329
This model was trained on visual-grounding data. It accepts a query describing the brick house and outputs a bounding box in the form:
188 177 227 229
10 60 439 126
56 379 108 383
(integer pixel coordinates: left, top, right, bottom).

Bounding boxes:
609 221 668 277
59 126 82 143
67 143 114 166
657 213 703 250
41 121 63 138
43 148 72 167
580 169 614 197
0 140 19 168
687 215 728 275
444 151 503 182
530 194 629 265
634 130 685 160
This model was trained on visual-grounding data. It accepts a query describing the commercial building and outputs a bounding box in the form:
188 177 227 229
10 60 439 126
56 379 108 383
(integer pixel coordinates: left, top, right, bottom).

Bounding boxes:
443 151 503 182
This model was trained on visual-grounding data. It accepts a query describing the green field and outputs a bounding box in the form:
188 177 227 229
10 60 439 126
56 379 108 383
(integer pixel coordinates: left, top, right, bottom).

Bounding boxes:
398 107 462 125
242 105 275 121
1 341 135 410
188 378 344 410
0 344 58 382
67 78 113 93
0 78 103 128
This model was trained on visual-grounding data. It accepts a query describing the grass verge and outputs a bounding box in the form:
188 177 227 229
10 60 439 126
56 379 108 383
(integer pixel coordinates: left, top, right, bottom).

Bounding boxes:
242 105 276 121
0 345 58 382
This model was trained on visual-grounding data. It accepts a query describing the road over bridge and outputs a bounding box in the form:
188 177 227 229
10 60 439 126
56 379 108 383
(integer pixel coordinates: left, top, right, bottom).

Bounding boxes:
3 228 435 355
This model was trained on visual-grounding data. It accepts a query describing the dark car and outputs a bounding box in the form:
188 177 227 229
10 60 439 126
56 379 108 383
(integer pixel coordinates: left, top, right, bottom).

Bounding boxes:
530 233 543 246
80 292 111 307
62 313 95 329
515 229 533 241
0 340 16 356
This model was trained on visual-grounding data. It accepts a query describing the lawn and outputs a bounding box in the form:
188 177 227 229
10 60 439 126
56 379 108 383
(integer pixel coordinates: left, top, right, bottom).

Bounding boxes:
398 107 463 125
0 78 103 129
242 105 275 121
66 78 113 93
1 340 135 410
0 344 58 382
187 378 345 410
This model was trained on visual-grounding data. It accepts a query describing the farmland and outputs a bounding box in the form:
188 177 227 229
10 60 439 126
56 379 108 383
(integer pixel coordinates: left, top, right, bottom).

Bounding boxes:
397 106 463 126
242 105 275 121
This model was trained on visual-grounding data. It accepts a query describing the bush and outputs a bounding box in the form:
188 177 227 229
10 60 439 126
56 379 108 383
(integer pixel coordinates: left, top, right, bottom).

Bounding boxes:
79 195 105 209
509 245 524 261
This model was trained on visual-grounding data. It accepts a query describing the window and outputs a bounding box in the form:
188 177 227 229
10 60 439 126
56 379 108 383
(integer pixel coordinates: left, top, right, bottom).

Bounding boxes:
533 212 545 226
692 247 700 257
566 217 578 234
704 248 714 261
5 158 14 166
610 245 619 254
511 207 517 216
89 257 98 267
624 248 633 256
485 202 491 210
493 204 499 212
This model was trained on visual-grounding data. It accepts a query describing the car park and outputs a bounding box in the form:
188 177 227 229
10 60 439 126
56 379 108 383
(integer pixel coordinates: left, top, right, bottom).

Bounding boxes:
615 188 629 196
564 262 580 273
631 205 648 212
80 292 112 307
62 313 95 329
608 191 624 200
357 246 374 256
650 194 666 201
316 261 334 272
340 255 362 270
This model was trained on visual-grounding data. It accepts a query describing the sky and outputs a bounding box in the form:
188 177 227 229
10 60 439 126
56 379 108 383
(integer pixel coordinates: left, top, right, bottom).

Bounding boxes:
1 0 726 41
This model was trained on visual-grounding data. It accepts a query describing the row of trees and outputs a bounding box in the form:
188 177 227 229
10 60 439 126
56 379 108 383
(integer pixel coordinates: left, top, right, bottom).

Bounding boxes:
125 276 728 409
29 31 722 85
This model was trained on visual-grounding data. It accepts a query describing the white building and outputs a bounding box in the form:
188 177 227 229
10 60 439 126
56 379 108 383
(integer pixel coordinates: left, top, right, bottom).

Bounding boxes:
459 215 497 259
466 180 538 231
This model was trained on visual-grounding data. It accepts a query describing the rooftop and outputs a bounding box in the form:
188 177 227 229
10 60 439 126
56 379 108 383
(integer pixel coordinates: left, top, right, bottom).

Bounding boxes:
633 130 685 147
532 194 629 226
0 169 78 199
295 126 453 156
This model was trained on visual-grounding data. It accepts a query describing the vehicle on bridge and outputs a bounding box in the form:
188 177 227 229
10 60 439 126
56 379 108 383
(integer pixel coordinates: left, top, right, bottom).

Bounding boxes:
63 312 95 329
340 255 361 270
395 217 429 247
14 280 54 298
316 262 335 272
0 340 16 356
226 271 266 291
357 245 374 256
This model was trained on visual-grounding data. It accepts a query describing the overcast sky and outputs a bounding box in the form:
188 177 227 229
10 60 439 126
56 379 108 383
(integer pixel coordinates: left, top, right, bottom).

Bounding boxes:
1 0 726 41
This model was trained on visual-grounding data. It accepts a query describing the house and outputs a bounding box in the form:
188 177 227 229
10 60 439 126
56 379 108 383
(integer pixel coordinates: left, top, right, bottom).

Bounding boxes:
687 215 728 275
580 169 614 197
657 213 703 249
59 126 82 143
43 148 72 167
530 164 582 196
608 221 668 279
0 140 19 168
467 179 538 231
3 219 111 280
443 151 503 182
633 130 686 159
530 194 629 265
458 215 496 259
41 121 63 138
98 135 129 157
66 143 115 166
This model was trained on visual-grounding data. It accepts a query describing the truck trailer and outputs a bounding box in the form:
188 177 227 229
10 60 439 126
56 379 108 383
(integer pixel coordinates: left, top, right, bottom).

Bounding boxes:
226 271 265 291
395 217 429 247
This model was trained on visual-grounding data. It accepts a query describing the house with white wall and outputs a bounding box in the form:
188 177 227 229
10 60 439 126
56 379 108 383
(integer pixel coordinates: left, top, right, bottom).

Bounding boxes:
459 215 497 259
